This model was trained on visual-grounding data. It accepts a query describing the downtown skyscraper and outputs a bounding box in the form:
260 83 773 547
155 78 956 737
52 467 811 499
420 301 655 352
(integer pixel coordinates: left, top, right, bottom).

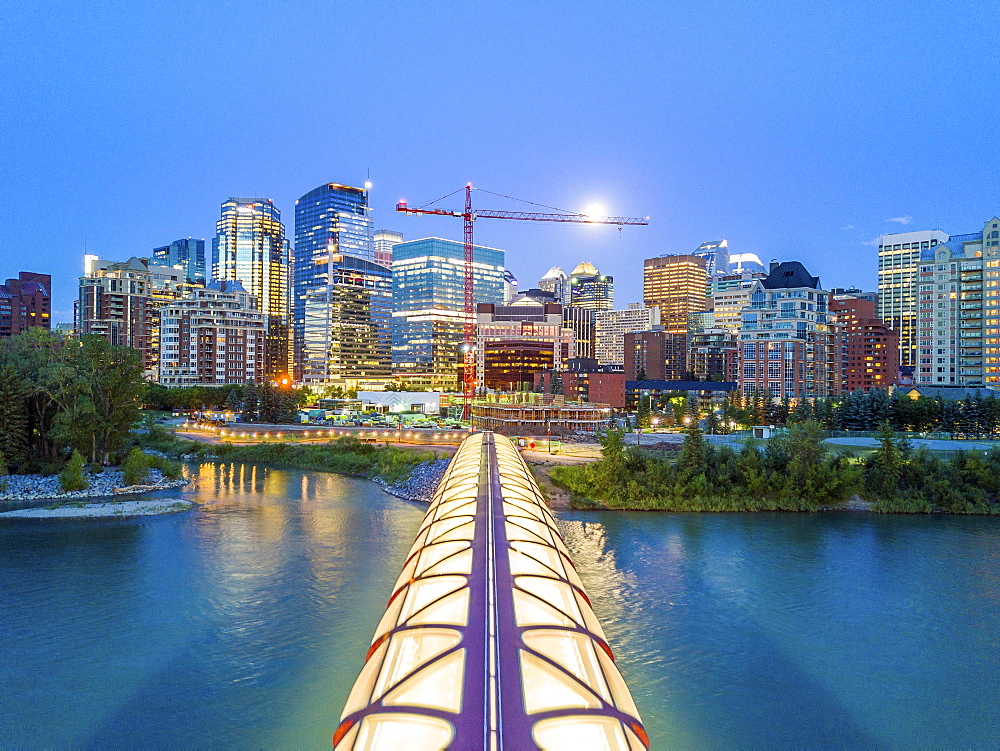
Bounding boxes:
392 237 505 390
212 197 290 379
153 238 206 284
293 183 391 387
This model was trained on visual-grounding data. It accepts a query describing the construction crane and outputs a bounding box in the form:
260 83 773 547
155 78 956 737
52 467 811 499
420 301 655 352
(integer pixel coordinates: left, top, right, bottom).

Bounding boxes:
397 184 649 420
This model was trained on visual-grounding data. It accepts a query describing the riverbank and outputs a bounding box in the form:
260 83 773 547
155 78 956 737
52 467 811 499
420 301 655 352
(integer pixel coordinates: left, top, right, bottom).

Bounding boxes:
140 429 448 498
0 498 195 519
372 458 451 503
0 470 189 504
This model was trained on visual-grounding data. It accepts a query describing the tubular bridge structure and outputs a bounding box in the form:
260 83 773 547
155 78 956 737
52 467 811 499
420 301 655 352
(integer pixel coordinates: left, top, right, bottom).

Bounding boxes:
334 432 648 750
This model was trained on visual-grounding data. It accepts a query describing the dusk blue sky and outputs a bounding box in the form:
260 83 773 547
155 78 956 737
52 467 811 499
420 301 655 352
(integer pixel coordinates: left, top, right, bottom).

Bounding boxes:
3 1 999 322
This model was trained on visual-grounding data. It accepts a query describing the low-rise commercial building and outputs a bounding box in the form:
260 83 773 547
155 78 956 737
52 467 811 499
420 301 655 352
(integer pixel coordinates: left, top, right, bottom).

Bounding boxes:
471 396 612 434
625 379 737 410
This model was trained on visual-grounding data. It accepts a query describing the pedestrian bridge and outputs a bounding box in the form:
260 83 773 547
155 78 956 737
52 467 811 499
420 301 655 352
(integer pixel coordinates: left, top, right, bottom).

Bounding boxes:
334 432 648 750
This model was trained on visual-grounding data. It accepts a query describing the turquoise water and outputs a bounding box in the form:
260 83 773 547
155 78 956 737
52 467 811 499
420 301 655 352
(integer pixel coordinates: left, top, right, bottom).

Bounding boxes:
1 464 998 748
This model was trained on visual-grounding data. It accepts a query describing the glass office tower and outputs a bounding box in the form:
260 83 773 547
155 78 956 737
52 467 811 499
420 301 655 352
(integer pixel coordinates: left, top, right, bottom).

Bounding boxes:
301 255 392 386
293 183 375 381
567 261 614 311
152 238 206 284
212 197 290 379
392 237 505 389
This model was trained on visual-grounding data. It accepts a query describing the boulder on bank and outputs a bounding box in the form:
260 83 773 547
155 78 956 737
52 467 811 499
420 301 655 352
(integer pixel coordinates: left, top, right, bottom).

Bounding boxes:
0 469 189 503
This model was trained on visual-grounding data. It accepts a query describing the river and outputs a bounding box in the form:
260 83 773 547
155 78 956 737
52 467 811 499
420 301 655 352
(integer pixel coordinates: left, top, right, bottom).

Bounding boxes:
1 462 998 748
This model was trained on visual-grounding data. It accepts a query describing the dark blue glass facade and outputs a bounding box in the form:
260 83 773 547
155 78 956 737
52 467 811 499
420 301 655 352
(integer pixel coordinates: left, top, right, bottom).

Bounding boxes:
293 183 376 381
152 238 206 284
392 238 505 382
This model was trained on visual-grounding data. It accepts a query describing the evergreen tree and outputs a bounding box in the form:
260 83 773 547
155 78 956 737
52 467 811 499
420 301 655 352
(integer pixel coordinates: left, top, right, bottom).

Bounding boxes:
225 388 241 412
59 449 89 492
789 398 812 425
939 398 960 435
864 420 906 499
241 382 260 422
636 395 651 428
636 367 647 381
122 448 150 486
0 365 28 466
736 439 768 498
677 426 707 480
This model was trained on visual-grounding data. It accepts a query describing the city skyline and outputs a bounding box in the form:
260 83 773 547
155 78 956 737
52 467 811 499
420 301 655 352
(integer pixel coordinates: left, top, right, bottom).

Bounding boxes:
4 3 999 321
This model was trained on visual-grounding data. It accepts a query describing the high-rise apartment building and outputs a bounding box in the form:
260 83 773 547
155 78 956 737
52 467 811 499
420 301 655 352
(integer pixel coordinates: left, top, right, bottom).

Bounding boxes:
915 226 990 385
77 257 194 375
568 262 613 311
594 304 661 365
374 229 403 268
692 239 730 277
689 328 739 382
737 261 842 398
643 254 708 335
538 266 569 302
710 271 768 331
153 238 206 284
624 330 687 381
830 295 899 391
300 255 392 388
213 197 290 379
476 298 575 390
0 272 51 337
293 184 373 379
158 280 265 387
877 229 949 369
392 237 505 389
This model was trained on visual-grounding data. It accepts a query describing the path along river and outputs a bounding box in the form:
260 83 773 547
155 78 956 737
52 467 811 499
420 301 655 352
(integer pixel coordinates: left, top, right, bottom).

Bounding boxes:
1 462 998 748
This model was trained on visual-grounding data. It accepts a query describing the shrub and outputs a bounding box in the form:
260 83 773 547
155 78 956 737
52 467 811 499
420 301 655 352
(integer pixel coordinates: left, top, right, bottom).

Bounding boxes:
122 448 150 486
59 450 90 492
146 454 182 479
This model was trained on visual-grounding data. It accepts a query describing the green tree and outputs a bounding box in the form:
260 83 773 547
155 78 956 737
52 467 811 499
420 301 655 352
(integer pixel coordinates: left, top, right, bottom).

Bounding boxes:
636 395 651 428
0 365 28 466
121 448 150 486
59 449 89 492
51 336 144 463
677 426 707 480
864 420 907 500
241 382 260 422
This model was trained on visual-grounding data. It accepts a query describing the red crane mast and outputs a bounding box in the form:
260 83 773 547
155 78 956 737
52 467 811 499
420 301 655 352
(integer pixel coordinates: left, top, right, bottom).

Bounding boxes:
397 184 649 420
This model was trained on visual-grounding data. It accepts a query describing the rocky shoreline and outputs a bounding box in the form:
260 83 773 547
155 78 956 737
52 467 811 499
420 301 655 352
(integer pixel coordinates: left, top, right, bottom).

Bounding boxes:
373 459 451 503
0 469 189 504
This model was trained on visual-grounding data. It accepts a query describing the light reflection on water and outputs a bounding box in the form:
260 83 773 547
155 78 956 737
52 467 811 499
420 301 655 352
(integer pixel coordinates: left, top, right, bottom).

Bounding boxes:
0 464 998 748
556 511 1000 749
